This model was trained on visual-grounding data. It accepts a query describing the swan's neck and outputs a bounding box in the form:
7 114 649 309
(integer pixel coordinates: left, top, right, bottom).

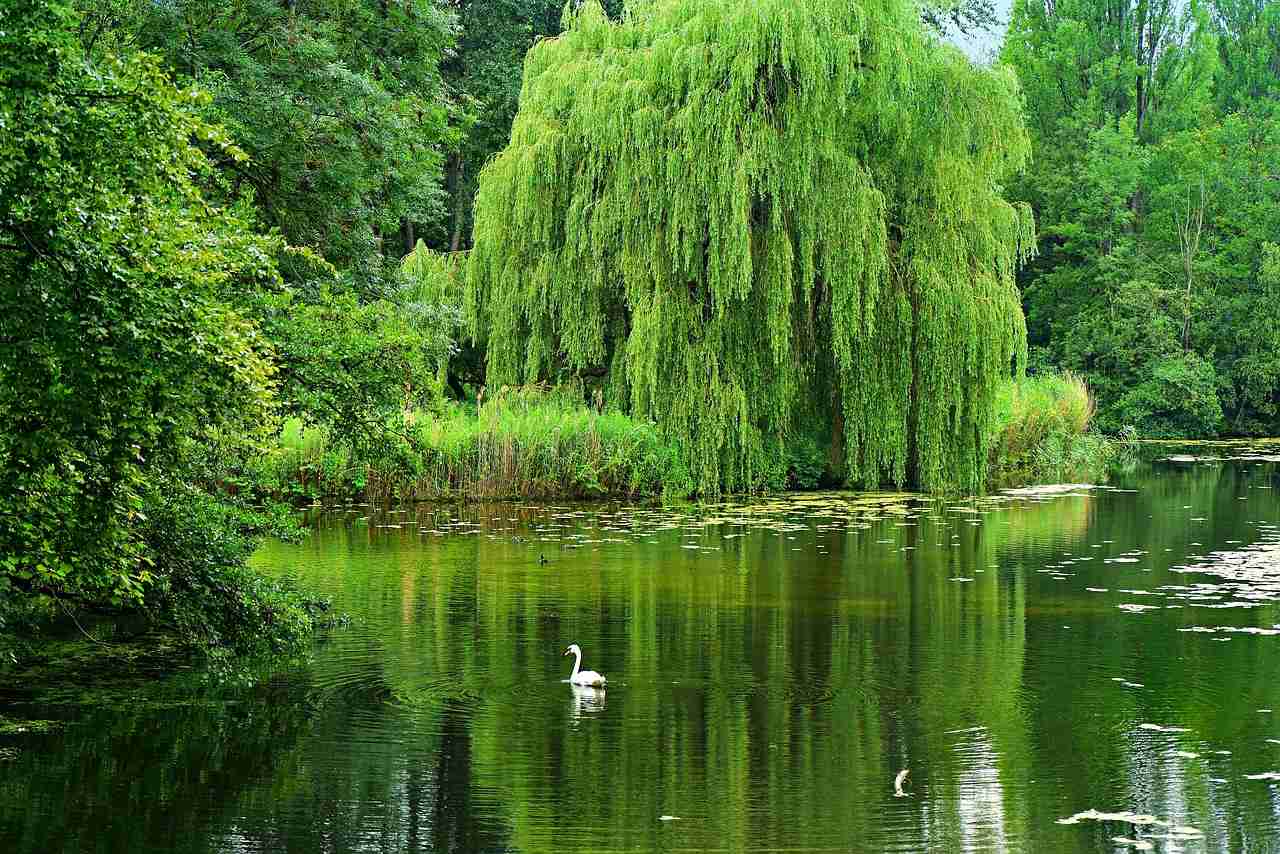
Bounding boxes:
569 648 582 679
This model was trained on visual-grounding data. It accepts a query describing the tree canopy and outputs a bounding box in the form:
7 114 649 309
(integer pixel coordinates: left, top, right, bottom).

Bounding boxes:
75 0 460 291
467 0 1035 494
1004 0 1280 436
0 0 282 607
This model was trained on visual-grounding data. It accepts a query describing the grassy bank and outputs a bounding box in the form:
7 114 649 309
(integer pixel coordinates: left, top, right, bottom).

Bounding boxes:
250 386 695 502
988 372 1127 488
251 378 1123 504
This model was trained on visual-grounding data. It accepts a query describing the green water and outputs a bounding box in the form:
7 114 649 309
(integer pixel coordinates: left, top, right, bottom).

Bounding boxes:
3 451 1280 852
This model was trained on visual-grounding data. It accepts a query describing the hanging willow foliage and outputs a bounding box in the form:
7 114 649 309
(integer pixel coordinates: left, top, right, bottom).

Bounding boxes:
467 0 1035 494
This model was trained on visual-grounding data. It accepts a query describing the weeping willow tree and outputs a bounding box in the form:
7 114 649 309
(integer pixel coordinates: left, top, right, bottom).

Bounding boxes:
467 0 1035 494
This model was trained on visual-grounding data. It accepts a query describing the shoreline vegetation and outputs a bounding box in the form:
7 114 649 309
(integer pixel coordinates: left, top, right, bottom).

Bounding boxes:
249 375 1125 505
988 372 1129 488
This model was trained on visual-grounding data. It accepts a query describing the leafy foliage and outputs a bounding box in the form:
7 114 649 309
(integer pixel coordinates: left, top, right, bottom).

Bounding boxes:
260 285 458 456
0 0 315 655
1 0 277 604
1003 0 1280 438
437 0 1005 251
399 241 477 397
139 481 320 657
468 0 1035 495
77 0 461 287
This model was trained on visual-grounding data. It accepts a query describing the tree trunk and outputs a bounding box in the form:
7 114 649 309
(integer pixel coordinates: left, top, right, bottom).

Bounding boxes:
1134 0 1147 139
828 387 846 484
1178 180 1206 353
399 216 415 258
448 154 466 252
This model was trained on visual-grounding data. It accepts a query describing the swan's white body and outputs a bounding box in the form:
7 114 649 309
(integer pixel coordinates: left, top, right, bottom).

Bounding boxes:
564 643 607 687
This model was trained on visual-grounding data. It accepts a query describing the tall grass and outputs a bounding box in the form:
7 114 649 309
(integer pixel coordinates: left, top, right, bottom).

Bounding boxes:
254 379 1117 501
251 386 693 502
988 372 1124 488
249 418 355 497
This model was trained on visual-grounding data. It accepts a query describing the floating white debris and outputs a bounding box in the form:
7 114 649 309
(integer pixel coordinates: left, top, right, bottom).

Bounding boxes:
1178 625 1280 636
1138 723 1190 733
1002 483 1095 497
1057 810 1164 826
1112 839 1154 852
1245 772 1280 781
1169 825 1205 837
658 815 682 821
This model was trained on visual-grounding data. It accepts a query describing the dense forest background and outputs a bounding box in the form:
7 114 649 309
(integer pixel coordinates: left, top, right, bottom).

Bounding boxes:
65 0 1280 439
1004 0 1280 438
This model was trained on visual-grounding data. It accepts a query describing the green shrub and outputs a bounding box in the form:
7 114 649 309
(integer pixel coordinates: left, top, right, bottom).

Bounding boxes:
139 481 324 658
988 372 1120 488
785 435 828 490
0 4 324 667
1111 354 1224 438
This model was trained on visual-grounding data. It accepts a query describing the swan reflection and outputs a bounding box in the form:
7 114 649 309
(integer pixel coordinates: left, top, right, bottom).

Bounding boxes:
569 684 607 723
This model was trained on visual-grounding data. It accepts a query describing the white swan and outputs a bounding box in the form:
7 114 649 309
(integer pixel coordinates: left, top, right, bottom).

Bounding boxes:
563 643 607 687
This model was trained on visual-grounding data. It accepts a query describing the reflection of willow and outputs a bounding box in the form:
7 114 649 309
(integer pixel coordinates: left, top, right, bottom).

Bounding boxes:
367 500 1069 852
244 466 1280 851
0 676 319 854
269 472 1280 851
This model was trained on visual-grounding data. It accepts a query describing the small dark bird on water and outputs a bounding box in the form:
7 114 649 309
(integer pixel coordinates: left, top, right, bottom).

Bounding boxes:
538 553 550 565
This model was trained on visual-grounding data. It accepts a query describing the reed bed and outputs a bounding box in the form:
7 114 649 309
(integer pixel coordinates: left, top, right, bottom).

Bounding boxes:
254 379 1115 501
988 372 1123 487
252 387 693 502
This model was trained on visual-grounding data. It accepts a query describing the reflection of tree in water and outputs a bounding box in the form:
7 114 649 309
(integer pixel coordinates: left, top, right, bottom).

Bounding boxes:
208 687 510 853
426 700 511 854
429 500 1044 851
1008 459 1280 849
0 663 520 854
0 677 320 854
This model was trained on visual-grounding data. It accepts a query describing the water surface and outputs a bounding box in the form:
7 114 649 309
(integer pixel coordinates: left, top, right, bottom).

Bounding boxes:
3 449 1280 852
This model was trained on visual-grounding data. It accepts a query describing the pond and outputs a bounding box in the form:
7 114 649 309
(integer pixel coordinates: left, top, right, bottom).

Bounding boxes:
3 447 1280 852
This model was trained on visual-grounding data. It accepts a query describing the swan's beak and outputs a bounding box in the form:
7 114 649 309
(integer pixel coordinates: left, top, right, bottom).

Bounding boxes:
562 647 570 656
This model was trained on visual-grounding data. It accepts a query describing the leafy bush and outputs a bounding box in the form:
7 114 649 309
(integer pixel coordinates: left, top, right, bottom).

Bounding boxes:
785 436 829 491
261 284 459 452
1112 354 1224 438
0 2 279 610
139 483 323 658
988 372 1120 487
0 5 324 665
